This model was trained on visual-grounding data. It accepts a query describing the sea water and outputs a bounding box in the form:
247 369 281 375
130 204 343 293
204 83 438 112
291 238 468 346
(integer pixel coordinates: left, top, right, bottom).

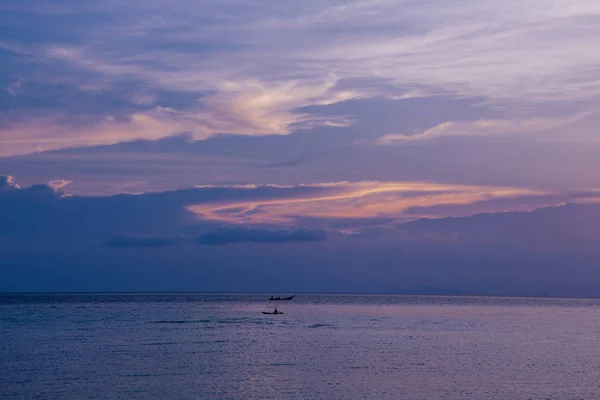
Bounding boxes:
1 294 599 399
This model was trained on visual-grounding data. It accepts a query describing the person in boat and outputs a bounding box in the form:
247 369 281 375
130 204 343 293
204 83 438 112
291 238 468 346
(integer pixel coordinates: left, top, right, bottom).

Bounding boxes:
274 308 279 314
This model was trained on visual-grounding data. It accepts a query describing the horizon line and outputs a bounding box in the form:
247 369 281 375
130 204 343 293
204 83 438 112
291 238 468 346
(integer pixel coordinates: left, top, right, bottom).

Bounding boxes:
2 291 599 301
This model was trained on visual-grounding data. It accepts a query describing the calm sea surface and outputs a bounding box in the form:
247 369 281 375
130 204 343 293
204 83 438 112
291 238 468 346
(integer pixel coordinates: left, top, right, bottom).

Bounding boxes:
1 294 600 399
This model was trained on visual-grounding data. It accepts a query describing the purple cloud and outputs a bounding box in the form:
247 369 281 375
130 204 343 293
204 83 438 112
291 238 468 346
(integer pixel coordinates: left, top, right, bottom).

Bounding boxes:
2 0 600 157
197 226 327 245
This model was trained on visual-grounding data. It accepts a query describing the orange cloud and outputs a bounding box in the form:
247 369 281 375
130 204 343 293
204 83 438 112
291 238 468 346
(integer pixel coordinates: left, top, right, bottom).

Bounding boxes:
186 181 546 225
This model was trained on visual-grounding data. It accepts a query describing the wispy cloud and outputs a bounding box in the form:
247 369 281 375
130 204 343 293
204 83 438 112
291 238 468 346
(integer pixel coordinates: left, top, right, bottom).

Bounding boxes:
186 181 547 225
3 0 600 155
0 75 357 156
376 111 596 144
46 0 600 104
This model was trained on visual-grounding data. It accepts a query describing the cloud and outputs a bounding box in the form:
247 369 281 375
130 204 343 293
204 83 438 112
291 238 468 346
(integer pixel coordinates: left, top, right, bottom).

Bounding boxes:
400 202 600 249
0 82 358 157
297 0 600 102
105 233 186 247
0 178 335 243
0 175 62 199
186 181 547 225
3 0 600 155
0 175 19 190
4 175 600 295
45 0 600 103
400 190 600 220
2 176 600 252
7 201 600 296
0 108 199 157
5 128 600 198
376 111 595 144
47 179 71 189
197 226 327 245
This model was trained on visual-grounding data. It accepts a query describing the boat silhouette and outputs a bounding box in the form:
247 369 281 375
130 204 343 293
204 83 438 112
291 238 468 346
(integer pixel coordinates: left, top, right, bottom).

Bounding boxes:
262 310 284 315
268 295 295 301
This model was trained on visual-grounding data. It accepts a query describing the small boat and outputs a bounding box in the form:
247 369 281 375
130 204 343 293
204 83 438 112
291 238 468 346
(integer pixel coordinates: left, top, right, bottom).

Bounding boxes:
262 311 284 315
268 295 295 301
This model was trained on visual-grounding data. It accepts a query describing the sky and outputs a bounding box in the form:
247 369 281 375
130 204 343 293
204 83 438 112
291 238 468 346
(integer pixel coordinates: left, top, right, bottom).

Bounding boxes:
3 0 600 295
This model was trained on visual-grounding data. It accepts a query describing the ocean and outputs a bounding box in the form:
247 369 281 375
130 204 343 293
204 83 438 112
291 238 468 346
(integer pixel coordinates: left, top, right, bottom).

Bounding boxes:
1 294 599 399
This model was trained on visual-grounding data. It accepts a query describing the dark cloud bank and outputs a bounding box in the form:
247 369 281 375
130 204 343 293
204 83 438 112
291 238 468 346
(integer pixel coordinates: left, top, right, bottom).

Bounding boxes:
3 176 600 297
104 228 327 247
197 227 327 245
